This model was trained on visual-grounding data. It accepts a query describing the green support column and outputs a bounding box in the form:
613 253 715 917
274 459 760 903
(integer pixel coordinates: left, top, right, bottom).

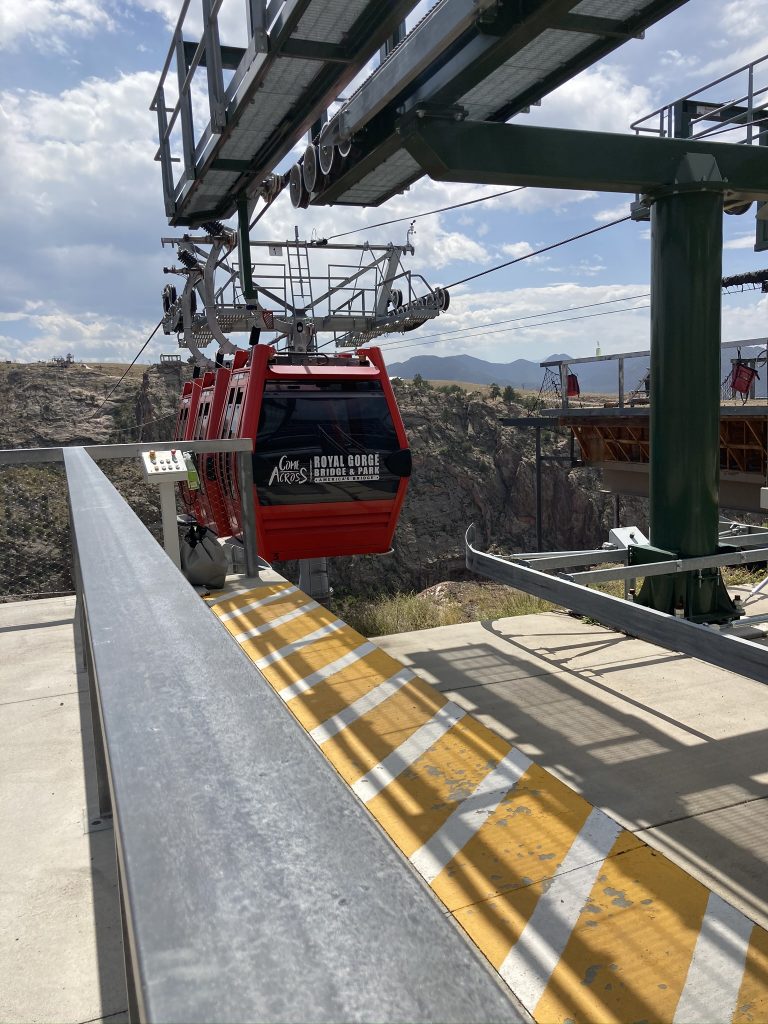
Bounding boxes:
635 188 737 622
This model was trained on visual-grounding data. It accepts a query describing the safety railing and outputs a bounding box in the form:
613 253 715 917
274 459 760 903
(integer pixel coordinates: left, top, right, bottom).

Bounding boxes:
62 445 519 1022
631 52 768 144
536 337 768 412
465 525 768 686
0 439 258 601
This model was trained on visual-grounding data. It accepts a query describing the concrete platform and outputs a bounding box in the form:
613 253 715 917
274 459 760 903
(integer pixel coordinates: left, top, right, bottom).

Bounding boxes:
5 582 768 1021
376 599 768 932
0 595 127 1024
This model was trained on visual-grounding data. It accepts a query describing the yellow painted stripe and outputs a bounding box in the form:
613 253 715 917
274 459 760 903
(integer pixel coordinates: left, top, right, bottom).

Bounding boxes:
432 762 624 912
264 626 397 692
269 650 436 727
532 843 711 1023
207 583 768 1023
734 924 768 1023
362 714 512 856
311 691 444 787
237 604 337 653
218 589 315 631
206 582 293 614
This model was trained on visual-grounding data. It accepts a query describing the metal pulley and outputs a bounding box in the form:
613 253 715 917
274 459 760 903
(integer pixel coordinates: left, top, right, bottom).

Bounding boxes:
318 138 340 176
303 144 319 193
289 162 309 208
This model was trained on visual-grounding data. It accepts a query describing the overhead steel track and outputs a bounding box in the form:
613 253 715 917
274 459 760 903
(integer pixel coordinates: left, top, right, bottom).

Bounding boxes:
151 0 420 226
310 0 691 207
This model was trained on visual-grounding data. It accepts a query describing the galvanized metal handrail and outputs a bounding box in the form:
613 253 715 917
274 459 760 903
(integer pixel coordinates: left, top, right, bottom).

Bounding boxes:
66 447 523 1023
1 440 259 579
465 525 768 686
0 438 252 464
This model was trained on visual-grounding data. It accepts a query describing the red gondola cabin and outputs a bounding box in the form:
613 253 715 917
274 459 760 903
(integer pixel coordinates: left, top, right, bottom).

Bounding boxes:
177 345 411 562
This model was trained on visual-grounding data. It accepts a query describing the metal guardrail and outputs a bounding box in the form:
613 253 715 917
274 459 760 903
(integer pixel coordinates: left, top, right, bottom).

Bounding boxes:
631 52 768 144
66 446 523 1023
465 526 768 686
0 440 259 593
538 337 768 411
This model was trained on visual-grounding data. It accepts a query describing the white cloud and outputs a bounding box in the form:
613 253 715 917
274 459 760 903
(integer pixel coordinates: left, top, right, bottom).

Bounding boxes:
0 0 113 51
724 233 758 250
0 70 169 353
594 202 632 223
500 242 534 259
378 282 652 363
720 0 767 40
131 0 247 46
5 310 168 364
526 65 654 134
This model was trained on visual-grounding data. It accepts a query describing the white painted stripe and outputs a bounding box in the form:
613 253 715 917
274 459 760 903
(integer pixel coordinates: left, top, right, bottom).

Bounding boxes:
309 668 417 745
277 642 377 702
498 808 622 1011
409 747 533 884
673 891 754 1024
234 601 319 643
219 585 297 622
254 619 346 670
351 702 466 805
206 585 257 607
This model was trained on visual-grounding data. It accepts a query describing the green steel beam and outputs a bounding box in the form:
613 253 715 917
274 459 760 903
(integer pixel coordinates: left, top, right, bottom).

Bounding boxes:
401 118 768 199
184 40 245 71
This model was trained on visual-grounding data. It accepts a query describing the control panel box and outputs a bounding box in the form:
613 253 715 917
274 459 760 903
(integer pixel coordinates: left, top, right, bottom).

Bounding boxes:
761 487 768 511
140 448 188 483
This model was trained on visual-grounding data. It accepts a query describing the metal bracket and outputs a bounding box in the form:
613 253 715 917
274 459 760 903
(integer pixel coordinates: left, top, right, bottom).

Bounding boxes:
82 808 114 835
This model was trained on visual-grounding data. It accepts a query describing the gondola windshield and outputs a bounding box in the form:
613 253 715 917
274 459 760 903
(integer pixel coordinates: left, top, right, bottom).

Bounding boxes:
253 379 410 505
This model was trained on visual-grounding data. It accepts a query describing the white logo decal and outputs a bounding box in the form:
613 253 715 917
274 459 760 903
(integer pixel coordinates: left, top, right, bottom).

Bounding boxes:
268 455 309 485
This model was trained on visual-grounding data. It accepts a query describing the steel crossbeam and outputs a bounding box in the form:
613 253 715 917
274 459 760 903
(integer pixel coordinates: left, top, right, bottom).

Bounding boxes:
400 118 768 200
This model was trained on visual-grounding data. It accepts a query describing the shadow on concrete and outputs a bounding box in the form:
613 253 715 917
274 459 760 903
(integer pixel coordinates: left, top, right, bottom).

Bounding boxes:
0 618 74 635
394 619 768 928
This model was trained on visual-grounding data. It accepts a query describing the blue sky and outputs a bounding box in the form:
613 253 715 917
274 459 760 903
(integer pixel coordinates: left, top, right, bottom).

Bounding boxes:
1 0 767 367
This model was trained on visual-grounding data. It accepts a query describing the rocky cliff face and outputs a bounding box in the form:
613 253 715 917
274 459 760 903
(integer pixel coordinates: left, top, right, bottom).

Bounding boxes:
316 381 639 597
0 363 642 600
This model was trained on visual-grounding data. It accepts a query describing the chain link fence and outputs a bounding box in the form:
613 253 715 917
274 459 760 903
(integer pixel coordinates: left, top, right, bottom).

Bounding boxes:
0 463 74 602
0 444 253 603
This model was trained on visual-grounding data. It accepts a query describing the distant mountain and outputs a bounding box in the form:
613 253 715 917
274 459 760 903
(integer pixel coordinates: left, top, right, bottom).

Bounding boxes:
385 352 641 392
386 347 765 394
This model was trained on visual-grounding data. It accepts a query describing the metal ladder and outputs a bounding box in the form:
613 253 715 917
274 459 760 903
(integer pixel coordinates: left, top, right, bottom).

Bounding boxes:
286 228 314 314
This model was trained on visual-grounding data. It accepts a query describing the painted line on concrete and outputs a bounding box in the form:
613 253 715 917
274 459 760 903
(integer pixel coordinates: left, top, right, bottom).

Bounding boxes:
673 891 754 1024
233 600 319 643
206 582 289 608
409 747 533 885
254 619 347 670
350 702 466 804
277 642 378 702
219 585 297 621
498 808 623 1009
310 668 417 745
207 583 768 1024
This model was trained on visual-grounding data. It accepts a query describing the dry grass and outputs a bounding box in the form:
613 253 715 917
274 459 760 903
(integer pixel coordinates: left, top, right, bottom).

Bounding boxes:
335 582 553 638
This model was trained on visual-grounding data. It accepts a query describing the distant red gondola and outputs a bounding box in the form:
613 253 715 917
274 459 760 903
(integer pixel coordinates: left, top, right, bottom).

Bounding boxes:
174 345 411 562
